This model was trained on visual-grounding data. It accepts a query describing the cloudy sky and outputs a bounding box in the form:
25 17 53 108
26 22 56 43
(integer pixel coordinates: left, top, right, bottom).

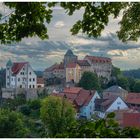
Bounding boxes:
0 3 140 71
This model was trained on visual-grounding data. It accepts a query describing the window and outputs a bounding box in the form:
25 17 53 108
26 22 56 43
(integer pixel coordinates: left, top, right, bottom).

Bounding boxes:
29 78 31 82
18 78 20 81
29 72 31 75
117 102 121 105
33 85 35 88
33 78 35 81
29 85 31 88
23 72 24 75
20 85 22 88
7 76 9 79
23 68 25 71
117 106 120 110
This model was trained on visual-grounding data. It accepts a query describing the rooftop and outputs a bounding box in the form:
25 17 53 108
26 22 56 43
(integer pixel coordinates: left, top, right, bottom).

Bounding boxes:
103 85 128 94
126 93 140 105
11 62 28 75
77 60 91 66
52 87 96 110
85 55 111 63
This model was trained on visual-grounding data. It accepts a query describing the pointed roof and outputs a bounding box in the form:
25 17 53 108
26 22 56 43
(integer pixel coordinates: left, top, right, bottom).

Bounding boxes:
65 49 74 56
11 62 28 75
104 85 128 94
6 59 13 67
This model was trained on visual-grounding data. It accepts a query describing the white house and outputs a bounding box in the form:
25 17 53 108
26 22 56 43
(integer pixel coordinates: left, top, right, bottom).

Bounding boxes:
95 95 128 118
6 60 37 89
79 90 100 119
53 87 100 119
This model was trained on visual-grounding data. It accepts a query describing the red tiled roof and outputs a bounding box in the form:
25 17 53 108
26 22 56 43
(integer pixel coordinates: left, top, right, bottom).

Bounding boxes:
66 63 77 68
37 77 44 84
63 87 82 94
75 89 95 106
11 62 28 75
85 55 111 63
52 87 96 109
45 62 64 72
122 113 140 128
126 93 140 105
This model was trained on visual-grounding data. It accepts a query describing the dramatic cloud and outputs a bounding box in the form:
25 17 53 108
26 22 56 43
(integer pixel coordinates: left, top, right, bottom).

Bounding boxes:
0 4 140 70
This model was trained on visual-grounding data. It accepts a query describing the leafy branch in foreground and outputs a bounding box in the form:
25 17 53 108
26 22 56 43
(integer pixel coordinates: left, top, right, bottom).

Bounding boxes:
0 2 140 43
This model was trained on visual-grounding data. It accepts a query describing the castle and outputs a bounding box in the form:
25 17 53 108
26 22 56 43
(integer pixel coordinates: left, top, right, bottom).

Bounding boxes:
44 49 112 84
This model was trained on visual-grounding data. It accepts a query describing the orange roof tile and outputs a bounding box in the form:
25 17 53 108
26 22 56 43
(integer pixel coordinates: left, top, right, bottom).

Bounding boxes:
126 93 140 105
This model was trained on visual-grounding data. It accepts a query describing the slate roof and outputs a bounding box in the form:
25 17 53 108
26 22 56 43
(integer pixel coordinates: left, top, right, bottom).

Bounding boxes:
95 95 118 112
77 60 91 66
103 85 128 94
65 49 74 56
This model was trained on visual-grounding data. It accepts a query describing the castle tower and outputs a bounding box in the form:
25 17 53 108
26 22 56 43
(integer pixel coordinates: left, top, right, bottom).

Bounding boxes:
64 49 78 68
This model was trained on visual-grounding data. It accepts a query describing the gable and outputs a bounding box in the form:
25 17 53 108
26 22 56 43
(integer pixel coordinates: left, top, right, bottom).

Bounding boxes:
106 97 128 112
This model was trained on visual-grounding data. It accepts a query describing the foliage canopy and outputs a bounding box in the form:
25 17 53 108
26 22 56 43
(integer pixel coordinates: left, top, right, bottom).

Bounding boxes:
0 2 140 43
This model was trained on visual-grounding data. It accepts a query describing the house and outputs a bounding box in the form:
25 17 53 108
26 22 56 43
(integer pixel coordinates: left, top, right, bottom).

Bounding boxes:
52 87 100 119
6 60 37 89
95 95 128 118
37 77 44 88
125 93 140 111
84 55 112 81
66 63 81 83
103 85 128 100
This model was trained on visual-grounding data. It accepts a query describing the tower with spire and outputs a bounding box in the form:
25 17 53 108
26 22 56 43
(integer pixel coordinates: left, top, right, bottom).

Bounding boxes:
64 49 78 68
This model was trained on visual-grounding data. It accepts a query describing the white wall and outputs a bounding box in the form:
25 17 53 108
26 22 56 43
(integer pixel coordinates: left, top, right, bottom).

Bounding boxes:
106 97 128 112
27 64 37 89
80 91 100 119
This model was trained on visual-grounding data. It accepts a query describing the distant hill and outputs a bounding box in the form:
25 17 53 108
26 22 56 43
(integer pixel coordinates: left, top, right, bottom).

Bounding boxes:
123 68 140 79
34 71 43 77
